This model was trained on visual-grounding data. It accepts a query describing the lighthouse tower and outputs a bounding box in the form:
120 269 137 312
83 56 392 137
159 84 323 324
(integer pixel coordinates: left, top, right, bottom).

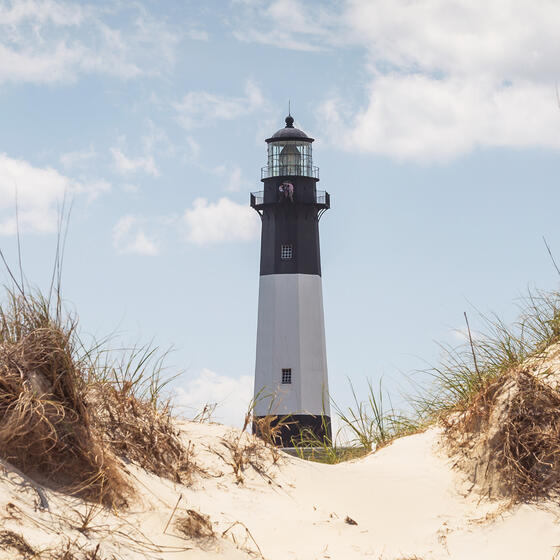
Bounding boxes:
250 114 331 447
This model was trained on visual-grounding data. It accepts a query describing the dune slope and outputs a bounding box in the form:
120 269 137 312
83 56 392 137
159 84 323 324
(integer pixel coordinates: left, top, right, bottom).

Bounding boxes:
1 419 559 560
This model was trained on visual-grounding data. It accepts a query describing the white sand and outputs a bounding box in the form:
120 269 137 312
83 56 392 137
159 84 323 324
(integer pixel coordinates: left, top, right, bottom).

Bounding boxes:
1 421 559 559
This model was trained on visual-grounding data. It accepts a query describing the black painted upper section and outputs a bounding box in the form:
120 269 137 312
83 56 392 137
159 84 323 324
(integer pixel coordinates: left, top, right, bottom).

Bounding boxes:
257 175 326 276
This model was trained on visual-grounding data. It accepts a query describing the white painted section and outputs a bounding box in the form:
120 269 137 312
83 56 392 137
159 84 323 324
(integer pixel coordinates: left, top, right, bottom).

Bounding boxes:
254 273 330 418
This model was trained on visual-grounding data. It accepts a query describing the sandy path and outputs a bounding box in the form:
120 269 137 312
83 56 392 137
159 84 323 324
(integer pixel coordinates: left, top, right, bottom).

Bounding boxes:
1 421 559 559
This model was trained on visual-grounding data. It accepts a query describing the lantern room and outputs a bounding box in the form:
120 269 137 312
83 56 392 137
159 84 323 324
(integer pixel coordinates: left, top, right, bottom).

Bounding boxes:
262 115 319 180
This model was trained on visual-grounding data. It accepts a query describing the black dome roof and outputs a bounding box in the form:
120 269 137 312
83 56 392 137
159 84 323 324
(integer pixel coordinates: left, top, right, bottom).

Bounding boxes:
266 115 314 143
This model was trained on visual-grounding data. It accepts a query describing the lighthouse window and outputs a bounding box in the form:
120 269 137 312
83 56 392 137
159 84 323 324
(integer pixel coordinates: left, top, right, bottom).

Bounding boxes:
280 244 293 260
281 369 292 384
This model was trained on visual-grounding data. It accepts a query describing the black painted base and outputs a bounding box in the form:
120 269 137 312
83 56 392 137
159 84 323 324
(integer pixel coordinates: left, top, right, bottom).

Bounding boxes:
253 414 332 448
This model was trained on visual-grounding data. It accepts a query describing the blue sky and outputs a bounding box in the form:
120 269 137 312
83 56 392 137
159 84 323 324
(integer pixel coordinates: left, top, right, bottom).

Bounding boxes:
1 0 560 428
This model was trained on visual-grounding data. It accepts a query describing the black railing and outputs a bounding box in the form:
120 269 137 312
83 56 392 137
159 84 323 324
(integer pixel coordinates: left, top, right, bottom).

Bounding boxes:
251 191 264 206
261 165 319 179
250 190 330 210
315 191 329 205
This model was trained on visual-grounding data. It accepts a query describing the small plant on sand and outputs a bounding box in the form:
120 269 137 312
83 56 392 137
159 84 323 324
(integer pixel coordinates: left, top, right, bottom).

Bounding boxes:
216 403 272 484
41 539 104 560
253 409 297 464
0 530 36 558
193 402 217 423
287 409 364 464
175 509 214 539
71 500 106 536
287 385 418 464
291 415 343 464
335 379 389 452
216 395 290 482
335 378 420 454
252 414 282 463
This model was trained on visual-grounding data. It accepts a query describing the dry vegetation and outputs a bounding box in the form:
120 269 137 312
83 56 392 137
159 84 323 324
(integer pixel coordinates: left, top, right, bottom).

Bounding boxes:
4 273 556 506
0 272 196 507
287 287 560 503
216 407 282 484
91 368 196 484
411 289 560 501
0 530 106 560
3 222 560 529
446 367 560 500
0 530 36 557
175 509 215 539
0 289 131 506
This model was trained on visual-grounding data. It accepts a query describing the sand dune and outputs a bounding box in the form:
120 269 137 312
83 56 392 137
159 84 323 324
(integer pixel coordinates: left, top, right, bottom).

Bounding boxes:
1 419 559 559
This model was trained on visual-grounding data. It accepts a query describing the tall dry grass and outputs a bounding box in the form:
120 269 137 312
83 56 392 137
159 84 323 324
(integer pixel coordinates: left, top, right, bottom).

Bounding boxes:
306 287 560 500
292 288 560 482
0 241 195 505
89 345 195 484
0 287 131 506
413 289 560 419
446 367 560 500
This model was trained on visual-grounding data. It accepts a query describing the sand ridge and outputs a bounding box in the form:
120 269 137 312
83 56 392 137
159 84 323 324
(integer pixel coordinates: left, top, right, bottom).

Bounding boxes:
1 419 559 559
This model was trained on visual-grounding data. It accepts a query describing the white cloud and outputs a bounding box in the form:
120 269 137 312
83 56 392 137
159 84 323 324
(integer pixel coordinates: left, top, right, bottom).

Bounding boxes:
0 1 179 84
232 0 336 51
235 0 560 161
111 124 182 177
111 147 159 177
111 195 259 252
211 165 251 192
320 75 560 163
60 146 97 170
142 119 178 158
342 1 560 82
313 1 560 161
0 153 108 235
122 183 140 194
181 197 260 245
175 80 265 129
174 369 253 428
0 0 86 27
224 166 251 192
185 137 201 161
80 178 111 202
185 28 209 41
112 215 160 256
327 1 560 161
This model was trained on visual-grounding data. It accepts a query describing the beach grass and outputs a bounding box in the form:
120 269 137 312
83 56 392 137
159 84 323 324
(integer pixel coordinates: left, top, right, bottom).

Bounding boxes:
0 243 195 506
290 288 560 466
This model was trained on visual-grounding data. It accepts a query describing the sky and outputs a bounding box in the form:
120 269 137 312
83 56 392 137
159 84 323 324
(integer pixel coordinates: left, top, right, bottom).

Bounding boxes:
1 0 560 430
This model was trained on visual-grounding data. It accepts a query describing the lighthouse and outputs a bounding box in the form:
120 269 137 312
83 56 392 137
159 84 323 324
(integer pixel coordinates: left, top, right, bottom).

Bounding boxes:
250 114 331 447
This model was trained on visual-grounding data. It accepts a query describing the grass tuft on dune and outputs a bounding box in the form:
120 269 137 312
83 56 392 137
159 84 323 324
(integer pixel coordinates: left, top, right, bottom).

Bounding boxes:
291 288 560 503
0 272 196 507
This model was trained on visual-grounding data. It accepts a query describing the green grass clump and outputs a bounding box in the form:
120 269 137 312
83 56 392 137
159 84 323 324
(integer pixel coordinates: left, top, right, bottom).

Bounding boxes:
414 289 560 420
288 382 420 464
290 288 560 465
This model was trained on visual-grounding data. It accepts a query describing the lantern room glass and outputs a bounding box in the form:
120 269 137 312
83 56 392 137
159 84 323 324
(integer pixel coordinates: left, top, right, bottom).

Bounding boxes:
266 140 313 178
